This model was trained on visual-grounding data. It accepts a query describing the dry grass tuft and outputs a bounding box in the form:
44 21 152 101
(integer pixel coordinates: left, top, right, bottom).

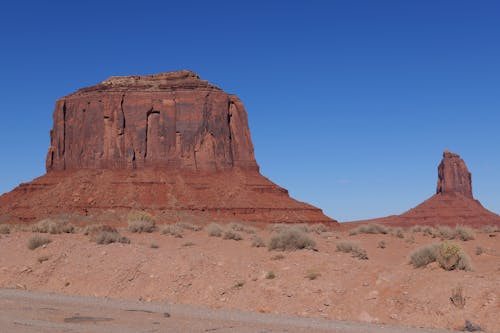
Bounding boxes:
161 224 183 238
83 224 117 235
305 271 321 280
95 231 130 245
377 240 386 249
223 230 243 241
176 222 202 232
268 226 316 251
37 255 50 263
336 241 368 259
150 242 159 249
450 286 466 309
455 226 475 241
250 235 265 247
127 211 156 233
309 223 329 234
0 224 10 234
32 219 75 234
271 253 285 260
349 223 388 235
28 235 51 250
228 222 256 234
206 223 223 237
475 246 484 255
391 227 405 238
265 271 276 279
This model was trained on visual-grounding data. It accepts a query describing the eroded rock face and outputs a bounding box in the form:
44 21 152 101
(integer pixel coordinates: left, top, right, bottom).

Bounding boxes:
46 70 258 172
436 150 473 198
1 70 336 225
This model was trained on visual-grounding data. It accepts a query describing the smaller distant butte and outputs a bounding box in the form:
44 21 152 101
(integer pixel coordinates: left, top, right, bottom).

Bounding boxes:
350 150 500 227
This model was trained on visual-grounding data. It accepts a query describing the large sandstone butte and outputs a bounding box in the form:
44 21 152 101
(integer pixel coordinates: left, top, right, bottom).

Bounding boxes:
0 70 336 225
353 150 500 227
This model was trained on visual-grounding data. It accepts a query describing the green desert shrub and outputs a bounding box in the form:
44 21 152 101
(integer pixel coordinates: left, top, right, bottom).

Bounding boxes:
206 223 223 237
127 211 156 233
410 241 472 271
32 219 75 234
161 224 183 238
349 223 388 235
95 231 130 245
336 241 368 260
28 235 52 250
268 226 316 251
0 224 10 234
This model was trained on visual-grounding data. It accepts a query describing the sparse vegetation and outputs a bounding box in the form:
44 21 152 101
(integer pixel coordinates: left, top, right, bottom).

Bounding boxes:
377 240 386 249
336 241 368 260
176 222 202 231
233 280 245 289
475 246 484 255
305 271 320 280
150 242 159 249
437 225 455 240
349 223 388 235
481 225 500 233
95 231 130 245
265 271 276 279
450 286 466 309
392 227 405 238
32 219 75 234
455 226 475 241
28 235 51 250
250 235 265 247
405 235 415 244
37 255 50 263
423 226 438 238
127 211 156 233
0 224 10 234
182 241 195 247
228 222 256 234
161 224 183 238
268 226 316 251
83 224 117 236
271 253 285 260
223 230 243 241
410 241 472 271
309 223 329 234
409 225 423 233
206 223 223 237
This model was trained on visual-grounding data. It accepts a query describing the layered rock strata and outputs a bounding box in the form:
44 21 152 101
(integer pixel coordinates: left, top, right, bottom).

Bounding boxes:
0 71 335 225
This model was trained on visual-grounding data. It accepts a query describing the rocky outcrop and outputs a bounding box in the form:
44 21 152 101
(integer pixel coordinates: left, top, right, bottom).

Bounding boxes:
0 71 336 225
349 150 500 227
436 151 473 198
46 70 258 172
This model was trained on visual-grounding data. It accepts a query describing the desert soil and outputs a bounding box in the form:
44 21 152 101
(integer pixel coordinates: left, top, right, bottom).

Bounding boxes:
0 224 498 332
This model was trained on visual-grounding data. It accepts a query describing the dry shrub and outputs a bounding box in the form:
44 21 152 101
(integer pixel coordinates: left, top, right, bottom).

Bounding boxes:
271 253 285 260
223 230 243 241
450 286 466 309
423 226 438 237
349 223 388 235
250 235 265 247
0 224 10 234
455 226 475 241
268 226 316 251
268 223 309 234
95 231 130 245
391 227 404 238
161 224 183 238
437 226 455 240
28 235 51 250
176 222 202 231
305 271 321 280
481 225 500 233
83 224 116 236
127 211 156 233
336 241 368 259
228 222 256 234
377 240 386 249
265 271 276 279
405 235 415 244
206 223 223 237
150 242 159 249
410 241 472 271
32 219 74 234
309 223 329 234
37 255 50 263
410 243 440 268
475 246 484 255
409 225 423 233
182 241 195 247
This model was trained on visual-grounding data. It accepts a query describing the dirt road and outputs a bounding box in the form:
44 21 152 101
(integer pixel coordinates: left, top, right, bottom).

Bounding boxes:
0 289 459 333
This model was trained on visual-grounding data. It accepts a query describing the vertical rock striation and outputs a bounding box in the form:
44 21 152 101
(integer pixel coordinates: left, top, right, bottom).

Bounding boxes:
436 150 473 198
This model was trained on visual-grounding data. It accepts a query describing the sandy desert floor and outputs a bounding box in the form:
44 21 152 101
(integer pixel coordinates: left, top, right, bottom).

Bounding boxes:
0 222 499 332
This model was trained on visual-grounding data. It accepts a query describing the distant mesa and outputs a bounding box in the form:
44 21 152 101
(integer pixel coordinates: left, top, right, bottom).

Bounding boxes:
354 150 500 227
0 70 336 225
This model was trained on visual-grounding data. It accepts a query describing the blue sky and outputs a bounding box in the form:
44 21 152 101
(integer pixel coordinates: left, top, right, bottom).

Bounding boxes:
0 1 498 221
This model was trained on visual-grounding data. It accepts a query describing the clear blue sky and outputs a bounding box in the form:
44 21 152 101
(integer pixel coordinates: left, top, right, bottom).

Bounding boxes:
0 1 498 221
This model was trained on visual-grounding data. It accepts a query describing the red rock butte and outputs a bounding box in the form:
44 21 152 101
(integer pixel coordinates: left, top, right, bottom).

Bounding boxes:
0 70 336 225
356 150 500 227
